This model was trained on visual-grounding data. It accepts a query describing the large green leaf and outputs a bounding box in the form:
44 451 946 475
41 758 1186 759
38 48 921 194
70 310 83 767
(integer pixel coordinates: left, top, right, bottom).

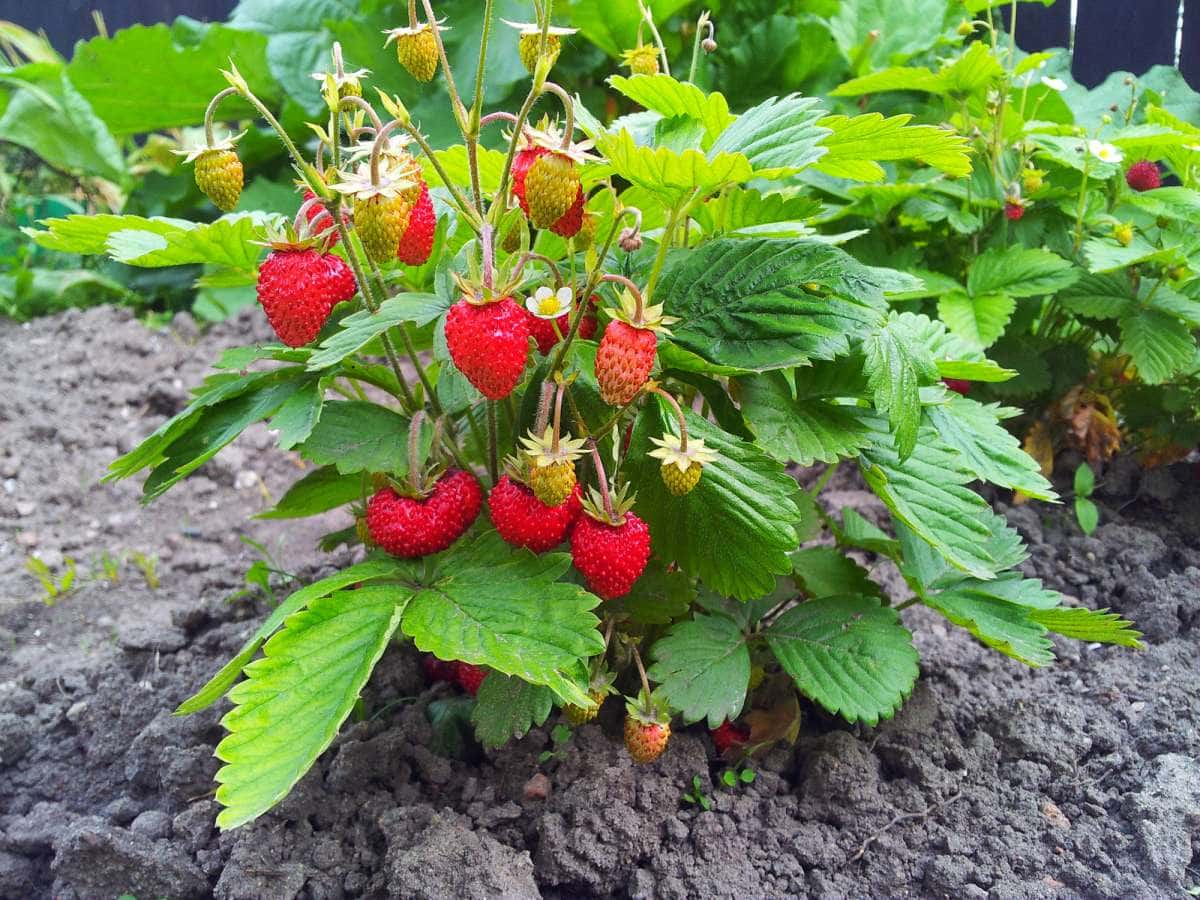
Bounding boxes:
214 586 404 829
592 128 752 203
690 188 821 236
612 559 696 626
858 414 1003 580
765 595 919 726
832 42 1004 99
470 673 555 749
829 0 952 68
1057 272 1135 319
923 584 1053 666
925 397 1057 500
606 74 734 145
816 113 973 180
737 371 872 466
1120 310 1196 384
307 294 448 370
890 311 1016 382
565 0 692 57
256 466 362 519
66 22 274 134
627 400 804 601
707 94 830 178
648 614 750 728
656 238 914 372
792 547 882 600
966 247 1079 298
937 291 1016 349
400 533 604 706
298 400 412 476
863 317 939 459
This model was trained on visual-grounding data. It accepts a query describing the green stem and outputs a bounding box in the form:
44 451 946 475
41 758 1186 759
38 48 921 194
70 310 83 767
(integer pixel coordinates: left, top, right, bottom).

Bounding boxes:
393 119 481 231
647 385 687 451
486 401 500 485
643 205 680 304
203 87 239 148
1072 152 1093 254
232 82 306 176
465 0 496 212
808 461 840 498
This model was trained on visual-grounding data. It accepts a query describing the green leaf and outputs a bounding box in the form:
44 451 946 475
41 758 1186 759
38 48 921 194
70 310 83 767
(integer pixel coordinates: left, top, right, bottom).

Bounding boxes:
424 145 508 192
1075 497 1099 535
690 188 821 235
926 397 1057 501
66 22 274 134
737 371 872 466
1120 310 1196 384
256 466 362 520
593 128 752 203
26 213 277 271
298 401 412 476
815 113 973 180
841 508 900 556
271 378 325 450
937 291 1016 349
648 614 751 728
566 0 692 57
307 294 448 370
888 311 1015 382
606 74 734 145
792 547 882 599
176 558 402 715
470 673 555 749
967 247 1079 298
923 584 1054 666
627 401 804 601
656 238 914 372
858 414 1002 580
830 0 953 69
1030 606 1143 648
214 586 404 829
864 317 939 459
1073 462 1095 498
765 595 919 725
1058 272 1135 318
400 533 604 706
831 43 1003 100
707 94 830 177
612 559 697 626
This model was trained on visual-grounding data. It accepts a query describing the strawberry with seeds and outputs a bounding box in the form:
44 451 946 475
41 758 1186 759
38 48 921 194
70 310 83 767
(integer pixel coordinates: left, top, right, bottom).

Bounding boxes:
511 117 596 238
595 279 678 407
624 653 670 763
445 272 532 400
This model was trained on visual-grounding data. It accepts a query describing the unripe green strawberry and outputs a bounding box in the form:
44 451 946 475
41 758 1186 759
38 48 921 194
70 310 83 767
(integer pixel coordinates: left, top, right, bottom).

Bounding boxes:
661 460 701 495
520 32 561 73
391 25 440 82
1114 223 1134 246
525 153 581 230
565 687 608 725
194 149 243 212
621 44 660 76
356 193 413 264
529 460 577 508
649 430 718 497
1022 169 1045 195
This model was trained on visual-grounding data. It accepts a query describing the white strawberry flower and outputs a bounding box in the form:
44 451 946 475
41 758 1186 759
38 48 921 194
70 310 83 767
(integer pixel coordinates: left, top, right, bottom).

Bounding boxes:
1088 140 1123 164
1040 76 1068 92
526 286 573 319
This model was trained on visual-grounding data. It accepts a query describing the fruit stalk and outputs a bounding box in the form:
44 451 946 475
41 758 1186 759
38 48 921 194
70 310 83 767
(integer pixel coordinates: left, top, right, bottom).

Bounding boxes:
538 82 576 150
407 410 426 493
487 400 500 485
202 87 239 150
636 1 671 77
600 273 646 324
630 642 653 704
465 0 496 210
647 385 688 453
586 438 616 520
420 0 468 128
223 67 308 182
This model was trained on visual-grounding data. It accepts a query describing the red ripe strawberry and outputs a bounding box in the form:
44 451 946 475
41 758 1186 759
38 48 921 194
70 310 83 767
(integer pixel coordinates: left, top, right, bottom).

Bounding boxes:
444 297 531 400
366 469 482 558
943 378 971 396
710 719 750 755
257 249 356 347
397 182 436 266
526 295 598 355
1003 200 1026 221
422 654 456 684
624 717 670 763
489 476 581 553
301 189 348 245
596 321 658 406
454 661 488 696
571 508 651 600
1125 160 1161 192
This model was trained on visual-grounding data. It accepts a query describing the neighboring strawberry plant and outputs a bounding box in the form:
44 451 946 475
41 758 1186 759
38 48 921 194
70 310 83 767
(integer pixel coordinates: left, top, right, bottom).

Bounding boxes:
28 2 1143 831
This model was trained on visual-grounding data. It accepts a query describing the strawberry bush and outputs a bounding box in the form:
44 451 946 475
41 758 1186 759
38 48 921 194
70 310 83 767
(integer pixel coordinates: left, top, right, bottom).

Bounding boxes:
27 1 1144 830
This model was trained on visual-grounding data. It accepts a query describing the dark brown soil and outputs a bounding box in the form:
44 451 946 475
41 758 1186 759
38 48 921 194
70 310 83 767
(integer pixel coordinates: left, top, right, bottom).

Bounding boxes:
1 306 1198 899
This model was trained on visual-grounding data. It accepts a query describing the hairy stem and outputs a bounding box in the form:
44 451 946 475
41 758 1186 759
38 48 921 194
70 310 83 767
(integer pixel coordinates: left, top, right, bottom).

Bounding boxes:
203 87 239 148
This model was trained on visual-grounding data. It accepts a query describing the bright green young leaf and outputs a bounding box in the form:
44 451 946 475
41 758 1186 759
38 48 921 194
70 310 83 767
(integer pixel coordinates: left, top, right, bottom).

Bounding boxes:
832 43 1003 99
765 595 919 725
307 294 447 370
967 246 1079 298
1058 272 1136 318
256 466 362 520
607 74 734 145
923 585 1054 666
815 113 973 180
627 401 804 601
1075 497 1100 535
424 145 507 193
858 414 1003 580
1120 309 1195 384
648 614 751 727
214 586 405 829
864 317 940 459
176 558 403 715
298 401 413 476
566 0 692 57
738 371 872 466
707 94 830 178
926 397 1057 500
690 188 821 235
593 128 752 203
937 291 1015 349
1074 462 1095 498
1030 606 1143 648
401 533 604 706
656 238 914 372
471 673 555 749
792 547 882 599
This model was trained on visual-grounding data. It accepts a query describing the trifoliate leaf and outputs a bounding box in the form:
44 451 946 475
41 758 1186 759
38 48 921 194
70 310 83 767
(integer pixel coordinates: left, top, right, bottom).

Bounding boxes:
765 595 919 725
648 614 751 727
816 113 972 180
593 128 752 203
966 246 1079 298
863 317 940 459
606 74 734 145
937 291 1016 349
1119 309 1196 384
471 673 555 749
214 586 405 828
737 371 873 466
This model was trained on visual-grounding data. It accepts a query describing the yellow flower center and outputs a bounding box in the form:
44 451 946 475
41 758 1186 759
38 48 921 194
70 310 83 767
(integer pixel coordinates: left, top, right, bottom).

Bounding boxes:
538 297 560 316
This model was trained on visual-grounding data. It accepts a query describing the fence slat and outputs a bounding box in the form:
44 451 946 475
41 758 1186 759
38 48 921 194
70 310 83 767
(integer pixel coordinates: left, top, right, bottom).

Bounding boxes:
1071 0 1181 86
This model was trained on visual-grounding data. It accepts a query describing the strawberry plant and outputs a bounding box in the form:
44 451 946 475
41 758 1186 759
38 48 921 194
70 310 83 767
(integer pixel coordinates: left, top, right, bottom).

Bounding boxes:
28 2 1143 831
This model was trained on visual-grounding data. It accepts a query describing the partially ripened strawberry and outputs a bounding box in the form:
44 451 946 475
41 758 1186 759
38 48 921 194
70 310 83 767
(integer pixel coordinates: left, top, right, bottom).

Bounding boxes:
1003 200 1026 221
356 192 414 264
396 182 436 265
570 486 650 600
366 469 482 558
302 189 348 244
489 476 581 553
511 120 595 237
943 378 971 396
422 654 456 684
257 248 356 347
596 321 659 406
624 690 671 763
194 148 243 212
710 719 750 755
550 185 585 238
454 661 488 696
444 297 531 400
1125 160 1161 192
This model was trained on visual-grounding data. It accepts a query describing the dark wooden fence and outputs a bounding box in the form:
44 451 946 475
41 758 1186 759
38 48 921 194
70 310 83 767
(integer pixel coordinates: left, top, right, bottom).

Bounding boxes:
2 0 1196 91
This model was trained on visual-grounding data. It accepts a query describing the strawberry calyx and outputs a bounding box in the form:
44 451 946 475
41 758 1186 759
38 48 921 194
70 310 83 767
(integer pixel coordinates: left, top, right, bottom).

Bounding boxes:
580 481 637 528
625 687 670 728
